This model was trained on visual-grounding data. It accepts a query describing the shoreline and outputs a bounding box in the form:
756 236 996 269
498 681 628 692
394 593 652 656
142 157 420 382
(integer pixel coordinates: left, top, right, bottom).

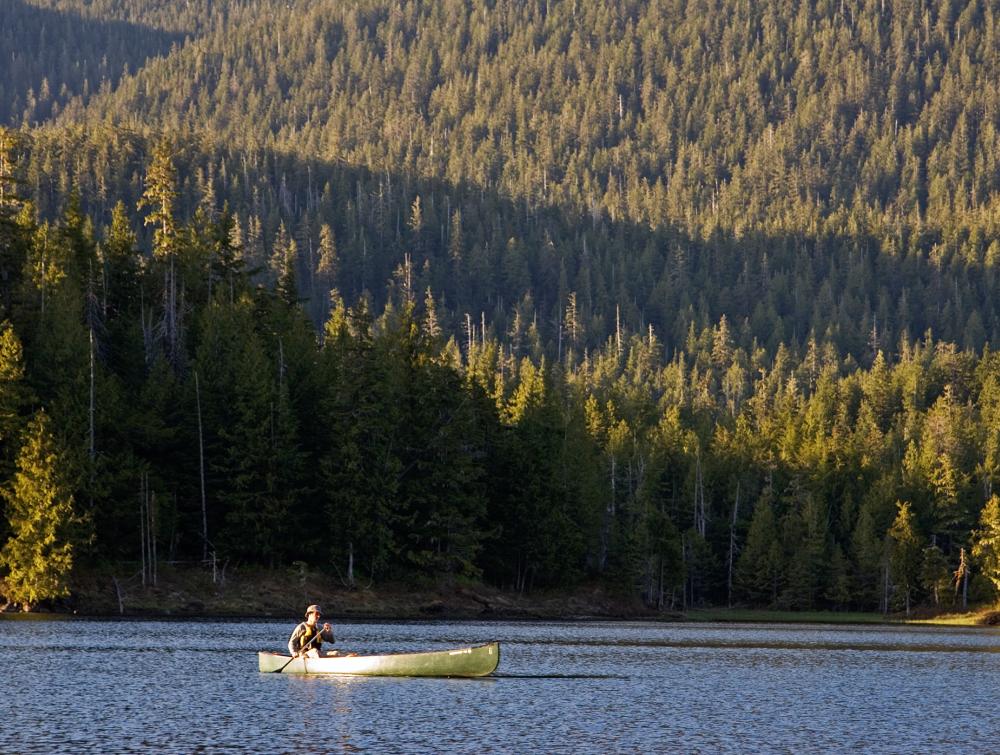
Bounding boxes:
2 565 995 627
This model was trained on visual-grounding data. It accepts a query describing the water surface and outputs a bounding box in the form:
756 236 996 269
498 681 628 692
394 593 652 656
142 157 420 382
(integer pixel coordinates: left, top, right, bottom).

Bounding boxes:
2 617 998 752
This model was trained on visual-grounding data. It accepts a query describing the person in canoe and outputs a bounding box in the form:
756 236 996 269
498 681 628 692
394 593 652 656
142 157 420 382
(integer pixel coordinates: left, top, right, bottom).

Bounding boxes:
288 604 335 657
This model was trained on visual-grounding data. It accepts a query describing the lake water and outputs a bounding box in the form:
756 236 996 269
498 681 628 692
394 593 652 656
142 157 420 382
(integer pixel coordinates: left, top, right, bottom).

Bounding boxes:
2 617 999 753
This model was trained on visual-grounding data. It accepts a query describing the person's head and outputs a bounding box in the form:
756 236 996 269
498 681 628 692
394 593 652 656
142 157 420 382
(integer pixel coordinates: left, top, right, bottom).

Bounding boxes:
304 604 322 624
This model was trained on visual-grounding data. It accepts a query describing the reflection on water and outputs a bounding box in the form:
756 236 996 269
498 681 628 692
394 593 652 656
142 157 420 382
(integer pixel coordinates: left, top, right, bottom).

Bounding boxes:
2 617 999 753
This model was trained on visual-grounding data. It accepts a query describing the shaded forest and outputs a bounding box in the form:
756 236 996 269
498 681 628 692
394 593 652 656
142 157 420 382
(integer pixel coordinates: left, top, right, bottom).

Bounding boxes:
2 0 1000 612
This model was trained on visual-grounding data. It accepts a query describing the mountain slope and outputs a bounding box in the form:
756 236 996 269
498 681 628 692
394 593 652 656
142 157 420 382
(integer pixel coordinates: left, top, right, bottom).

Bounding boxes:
12 0 1000 357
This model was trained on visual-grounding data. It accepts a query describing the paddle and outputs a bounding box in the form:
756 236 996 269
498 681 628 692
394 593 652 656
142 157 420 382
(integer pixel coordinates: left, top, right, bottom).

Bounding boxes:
272 625 326 673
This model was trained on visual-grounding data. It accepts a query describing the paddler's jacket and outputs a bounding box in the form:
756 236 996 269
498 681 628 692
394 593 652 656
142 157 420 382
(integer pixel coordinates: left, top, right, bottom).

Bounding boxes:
287 622 335 655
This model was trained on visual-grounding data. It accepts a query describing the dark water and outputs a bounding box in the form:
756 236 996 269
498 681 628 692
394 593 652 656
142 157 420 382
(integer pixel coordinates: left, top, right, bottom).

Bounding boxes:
2 617 999 753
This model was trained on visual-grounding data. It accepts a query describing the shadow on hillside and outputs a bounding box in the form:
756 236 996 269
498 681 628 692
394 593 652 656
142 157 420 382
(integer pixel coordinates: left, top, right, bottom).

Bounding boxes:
23 126 1000 365
0 0 188 125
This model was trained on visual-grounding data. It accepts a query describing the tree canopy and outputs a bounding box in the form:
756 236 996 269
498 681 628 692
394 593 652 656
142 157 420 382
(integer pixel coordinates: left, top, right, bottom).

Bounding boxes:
2 0 1000 611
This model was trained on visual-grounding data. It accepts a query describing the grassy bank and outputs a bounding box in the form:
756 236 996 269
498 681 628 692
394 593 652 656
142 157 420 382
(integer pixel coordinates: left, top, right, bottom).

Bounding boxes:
685 607 1000 626
904 608 1000 627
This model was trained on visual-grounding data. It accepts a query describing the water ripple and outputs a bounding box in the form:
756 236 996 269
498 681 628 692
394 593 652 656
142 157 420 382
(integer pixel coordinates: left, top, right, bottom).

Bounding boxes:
2 618 999 753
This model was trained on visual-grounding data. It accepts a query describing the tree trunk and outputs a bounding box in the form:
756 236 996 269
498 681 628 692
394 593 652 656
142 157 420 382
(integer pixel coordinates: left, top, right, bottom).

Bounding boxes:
727 482 740 608
347 541 355 587
150 491 157 587
681 533 688 611
88 324 96 512
139 475 147 588
112 576 125 615
882 563 890 615
195 371 208 561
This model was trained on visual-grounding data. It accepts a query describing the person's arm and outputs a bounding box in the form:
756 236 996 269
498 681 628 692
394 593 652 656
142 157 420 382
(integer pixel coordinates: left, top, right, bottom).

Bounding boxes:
320 623 335 644
288 623 304 655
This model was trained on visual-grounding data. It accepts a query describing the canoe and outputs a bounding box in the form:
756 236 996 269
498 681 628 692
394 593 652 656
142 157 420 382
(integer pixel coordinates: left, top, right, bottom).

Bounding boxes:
258 641 500 677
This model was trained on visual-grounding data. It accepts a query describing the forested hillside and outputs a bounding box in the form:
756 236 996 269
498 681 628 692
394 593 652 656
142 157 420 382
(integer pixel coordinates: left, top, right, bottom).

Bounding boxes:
2 0 1000 613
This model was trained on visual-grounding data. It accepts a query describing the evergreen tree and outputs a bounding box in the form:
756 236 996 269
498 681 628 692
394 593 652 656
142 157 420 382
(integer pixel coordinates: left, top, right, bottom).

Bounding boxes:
0 321 29 543
919 545 952 608
11 0 1000 608
0 321 29 470
972 495 1000 598
319 296 398 583
781 486 829 610
735 494 782 606
0 410 83 610
137 138 182 368
852 497 889 610
0 127 28 316
825 544 854 610
887 501 922 615
313 222 337 322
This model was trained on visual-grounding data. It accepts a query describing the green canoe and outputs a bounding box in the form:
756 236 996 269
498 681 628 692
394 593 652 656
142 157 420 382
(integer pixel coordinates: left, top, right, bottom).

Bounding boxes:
258 641 500 677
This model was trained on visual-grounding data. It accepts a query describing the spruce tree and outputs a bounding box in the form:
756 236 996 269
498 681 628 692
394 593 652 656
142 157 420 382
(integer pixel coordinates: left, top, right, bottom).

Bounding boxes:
887 501 922 616
0 410 82 610
972 495 1000 597
0 321 29 544
137 139 182 368
735 494 782 606
0 321 29 469
919 545 951 608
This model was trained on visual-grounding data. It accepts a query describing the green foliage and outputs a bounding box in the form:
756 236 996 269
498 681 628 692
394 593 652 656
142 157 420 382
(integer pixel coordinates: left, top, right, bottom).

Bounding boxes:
972 495 1000 597
888 501 923 615
0 126 30 316
851 490 892 608
0 321 29 458
920 545 952 609
0 410 82 609
0 177 997 611
735 494 782 607
4 0 1000 613
781 486 830 610
318 295 397 582
9 0 1000 362
0 321 29 543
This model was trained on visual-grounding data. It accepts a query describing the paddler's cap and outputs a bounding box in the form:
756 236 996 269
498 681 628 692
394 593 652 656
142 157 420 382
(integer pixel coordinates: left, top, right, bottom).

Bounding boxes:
305 604 322 616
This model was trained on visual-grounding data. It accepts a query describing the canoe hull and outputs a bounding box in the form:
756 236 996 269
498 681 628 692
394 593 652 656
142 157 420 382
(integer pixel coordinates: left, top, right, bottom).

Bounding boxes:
258 641 500 677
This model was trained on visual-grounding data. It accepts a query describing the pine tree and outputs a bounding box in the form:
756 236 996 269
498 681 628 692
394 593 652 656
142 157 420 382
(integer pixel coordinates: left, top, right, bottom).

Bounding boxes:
210 206 246 305
0 127 29 316
972 494 1000 597
216 324 289 563
852 497 888 610
275 232 300 306
316 224 338 287
0 321 29 544
138 139 178 260
734 494 782 606
0 410 82 610
423 287 442 340
0 321 29 466
408 195 424 254
919 544 951 608
887 501 922 615
643 505 684 609
137 139 182 368
781 487 829 610
0 128 21 216
101 201 140 323
319 296 398 583
825 544 854 610
314 223 337 322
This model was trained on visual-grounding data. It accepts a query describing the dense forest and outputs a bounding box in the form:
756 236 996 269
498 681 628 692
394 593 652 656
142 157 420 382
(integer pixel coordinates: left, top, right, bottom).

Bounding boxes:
2 0 1000 613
